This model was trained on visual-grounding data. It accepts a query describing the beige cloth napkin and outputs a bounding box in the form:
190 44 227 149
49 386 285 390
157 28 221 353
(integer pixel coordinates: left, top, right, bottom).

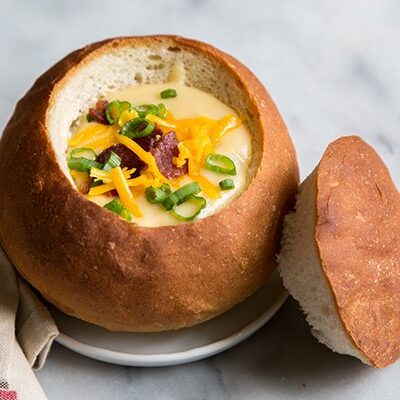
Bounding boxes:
0 248 59 400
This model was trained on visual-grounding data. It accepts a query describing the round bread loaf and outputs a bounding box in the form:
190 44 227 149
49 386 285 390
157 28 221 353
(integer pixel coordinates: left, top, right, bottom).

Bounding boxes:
0 36 299 332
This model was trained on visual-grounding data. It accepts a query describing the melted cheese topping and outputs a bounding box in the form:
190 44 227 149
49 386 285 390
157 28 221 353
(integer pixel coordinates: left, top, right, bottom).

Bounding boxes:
69 83 252 227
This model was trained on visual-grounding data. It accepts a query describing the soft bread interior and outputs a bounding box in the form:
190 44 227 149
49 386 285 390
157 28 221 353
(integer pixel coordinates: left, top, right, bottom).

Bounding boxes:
278 170 370 364
46 39 261 185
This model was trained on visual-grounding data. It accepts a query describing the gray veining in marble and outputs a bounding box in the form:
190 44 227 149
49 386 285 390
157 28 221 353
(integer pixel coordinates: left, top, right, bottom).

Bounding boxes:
0 0 399 399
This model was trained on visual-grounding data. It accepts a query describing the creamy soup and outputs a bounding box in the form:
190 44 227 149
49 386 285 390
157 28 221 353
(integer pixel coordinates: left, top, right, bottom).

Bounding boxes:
67 79 252 227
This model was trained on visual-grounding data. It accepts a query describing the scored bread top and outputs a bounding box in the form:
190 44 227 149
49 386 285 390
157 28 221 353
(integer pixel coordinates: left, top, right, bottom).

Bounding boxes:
316 136 400 367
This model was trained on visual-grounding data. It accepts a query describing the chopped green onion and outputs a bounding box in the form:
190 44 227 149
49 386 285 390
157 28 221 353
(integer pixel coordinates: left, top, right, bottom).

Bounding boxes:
170 195 206 221
86 114 94 122
119 101 131 112
120 208 133 222
106 100 132 124
134 104 159 118
106 101 122 124
162 182 201 210
145 187 167 204
157 103 167 118
120 117 155 138
68 148 102 172
91 179 103 187
104 199 124 213
160 88 177 99
219 178 235 191
159 183 172 195
134 103 167 118
145 183 171 204
205 154 237 175
104 199 132 221
68 158 102 172
70 147 97 160
103 151 121 172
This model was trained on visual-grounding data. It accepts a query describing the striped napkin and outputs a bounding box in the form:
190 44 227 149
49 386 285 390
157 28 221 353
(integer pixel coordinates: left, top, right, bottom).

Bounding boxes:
0 249 58 400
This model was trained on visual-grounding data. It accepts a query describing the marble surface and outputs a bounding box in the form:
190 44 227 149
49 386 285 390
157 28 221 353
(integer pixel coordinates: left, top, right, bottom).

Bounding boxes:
0 0 399 398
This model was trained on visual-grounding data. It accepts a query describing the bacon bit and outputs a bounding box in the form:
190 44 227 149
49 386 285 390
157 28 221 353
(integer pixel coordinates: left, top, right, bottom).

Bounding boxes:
135 127 163 151
95 127 185 189
150 132 188 179
87 100 109 125
96 144 142 177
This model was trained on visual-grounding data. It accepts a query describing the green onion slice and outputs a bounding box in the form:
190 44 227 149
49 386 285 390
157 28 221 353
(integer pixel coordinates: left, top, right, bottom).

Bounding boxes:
162 182 201 210
160 88 177 99
159 183 172 195
105 101 122 124
134 103 167 119
120 117 155 138
157 103 167 118
120 208 133 222
102 151 122 172
145 183 172 204
106 100 131 124
134 104 159 118
68 158 102 172
219 178 235 191
205 154 237 175
91 179 103 187
70 147 97 160
68 148 102 172
120 101 131 112
170 195 206 221
104 199 124 214
104 199 132 221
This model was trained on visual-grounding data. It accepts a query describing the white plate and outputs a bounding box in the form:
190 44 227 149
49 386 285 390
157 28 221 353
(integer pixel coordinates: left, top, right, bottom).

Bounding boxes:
50 270 287 367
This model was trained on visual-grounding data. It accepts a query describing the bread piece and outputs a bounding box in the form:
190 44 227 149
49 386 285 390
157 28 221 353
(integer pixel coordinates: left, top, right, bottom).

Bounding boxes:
279 136 400 368
0 36 299 332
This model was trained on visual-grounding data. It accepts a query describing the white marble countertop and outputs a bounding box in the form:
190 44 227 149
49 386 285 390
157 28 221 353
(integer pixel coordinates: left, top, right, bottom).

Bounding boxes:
1 0 399 398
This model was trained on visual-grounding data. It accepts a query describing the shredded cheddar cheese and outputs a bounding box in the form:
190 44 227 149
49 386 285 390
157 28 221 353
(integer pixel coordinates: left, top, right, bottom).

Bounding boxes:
70 169 88 180
68 95 242 221
90 166 136 184
115 134 170 184
109 166 142 217
192 174 221 199
69 123 118 152
118 109 138 127
210 115 240 145
171 116 239 178
146 114 176 130
88 183 115 196
88 175 154 196
188 158 220 199
69 123 108 146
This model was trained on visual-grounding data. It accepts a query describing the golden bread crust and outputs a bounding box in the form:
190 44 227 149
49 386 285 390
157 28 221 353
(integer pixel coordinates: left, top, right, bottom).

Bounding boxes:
0 36 299 331
316 136 400 367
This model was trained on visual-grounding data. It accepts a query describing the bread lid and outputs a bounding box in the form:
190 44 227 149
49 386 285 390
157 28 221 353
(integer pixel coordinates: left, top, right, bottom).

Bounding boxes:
279 136 400 368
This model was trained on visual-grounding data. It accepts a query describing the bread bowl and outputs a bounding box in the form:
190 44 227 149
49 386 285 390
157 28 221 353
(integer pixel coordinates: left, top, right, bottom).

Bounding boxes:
0 36 298 332
279 136 400 368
